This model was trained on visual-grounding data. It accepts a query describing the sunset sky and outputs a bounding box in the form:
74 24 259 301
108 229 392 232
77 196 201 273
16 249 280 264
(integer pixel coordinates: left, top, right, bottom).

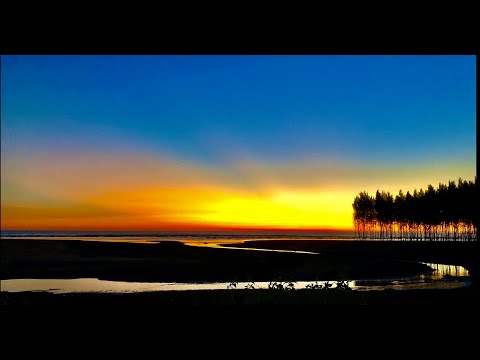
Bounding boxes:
1 55 476 231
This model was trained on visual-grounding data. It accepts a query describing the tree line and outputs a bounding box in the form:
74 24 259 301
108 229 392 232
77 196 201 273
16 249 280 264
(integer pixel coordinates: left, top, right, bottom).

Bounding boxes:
352 177 477 241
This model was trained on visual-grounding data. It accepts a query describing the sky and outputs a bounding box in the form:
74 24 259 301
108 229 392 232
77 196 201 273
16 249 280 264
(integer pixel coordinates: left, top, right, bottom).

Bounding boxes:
1 55 476 231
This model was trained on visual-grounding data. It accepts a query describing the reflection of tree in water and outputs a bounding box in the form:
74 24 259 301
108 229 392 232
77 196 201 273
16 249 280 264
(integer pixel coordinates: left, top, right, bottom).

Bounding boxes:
424 263 469 277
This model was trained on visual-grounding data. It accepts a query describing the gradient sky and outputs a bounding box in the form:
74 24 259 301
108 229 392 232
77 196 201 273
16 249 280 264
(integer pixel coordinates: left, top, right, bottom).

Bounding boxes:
1 55 476 230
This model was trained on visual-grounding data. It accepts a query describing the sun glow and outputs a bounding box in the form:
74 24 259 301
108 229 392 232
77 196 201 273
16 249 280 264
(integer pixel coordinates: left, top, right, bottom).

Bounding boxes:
2 149 474 231
190 189 354 229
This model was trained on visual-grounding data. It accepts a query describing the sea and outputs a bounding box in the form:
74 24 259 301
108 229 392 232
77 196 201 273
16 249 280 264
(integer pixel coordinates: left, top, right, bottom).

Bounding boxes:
0 229 356 244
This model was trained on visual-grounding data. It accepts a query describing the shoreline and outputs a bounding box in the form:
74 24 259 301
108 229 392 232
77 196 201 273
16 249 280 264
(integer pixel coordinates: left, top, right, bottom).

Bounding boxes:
2 239 474 283
2 238 477 306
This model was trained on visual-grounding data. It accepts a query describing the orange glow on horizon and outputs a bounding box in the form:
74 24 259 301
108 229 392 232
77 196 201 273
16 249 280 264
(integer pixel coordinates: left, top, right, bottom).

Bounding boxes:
1 149 474 232
1 187 357 231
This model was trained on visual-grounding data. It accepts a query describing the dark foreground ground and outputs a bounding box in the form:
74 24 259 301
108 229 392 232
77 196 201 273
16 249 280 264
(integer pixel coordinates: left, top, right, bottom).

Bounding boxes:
1 239 478 307
1 239 463 282
1 287 477 307
224 240 479 274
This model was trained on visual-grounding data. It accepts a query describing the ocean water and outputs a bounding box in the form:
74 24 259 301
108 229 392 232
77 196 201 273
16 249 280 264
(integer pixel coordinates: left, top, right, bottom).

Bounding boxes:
0 230 356 244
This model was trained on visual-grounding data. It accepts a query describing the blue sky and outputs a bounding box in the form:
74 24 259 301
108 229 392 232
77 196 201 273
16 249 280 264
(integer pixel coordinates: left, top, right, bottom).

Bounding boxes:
2 55 475 166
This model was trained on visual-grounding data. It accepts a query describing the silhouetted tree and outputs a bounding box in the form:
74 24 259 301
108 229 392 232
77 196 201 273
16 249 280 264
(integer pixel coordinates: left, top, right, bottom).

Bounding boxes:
352 178 477 241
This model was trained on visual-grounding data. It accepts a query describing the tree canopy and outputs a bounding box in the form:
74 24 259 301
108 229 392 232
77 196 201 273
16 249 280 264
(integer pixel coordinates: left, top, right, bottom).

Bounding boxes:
352 177 477 241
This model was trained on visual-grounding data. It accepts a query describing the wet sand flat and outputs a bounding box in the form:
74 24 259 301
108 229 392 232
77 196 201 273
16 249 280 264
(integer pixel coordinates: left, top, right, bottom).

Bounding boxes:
2 239 473 283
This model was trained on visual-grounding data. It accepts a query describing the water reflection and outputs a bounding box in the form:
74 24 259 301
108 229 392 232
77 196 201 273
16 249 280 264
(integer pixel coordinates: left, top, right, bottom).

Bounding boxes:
353 262 470 291
0 237 318 253
189 241 318 254
1 278 232 294
1 263 471 294
422 263 469 278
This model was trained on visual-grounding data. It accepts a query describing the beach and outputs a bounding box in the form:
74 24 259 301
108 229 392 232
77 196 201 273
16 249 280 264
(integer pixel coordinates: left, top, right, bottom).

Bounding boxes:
1 239 454 283
0 237 477 308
